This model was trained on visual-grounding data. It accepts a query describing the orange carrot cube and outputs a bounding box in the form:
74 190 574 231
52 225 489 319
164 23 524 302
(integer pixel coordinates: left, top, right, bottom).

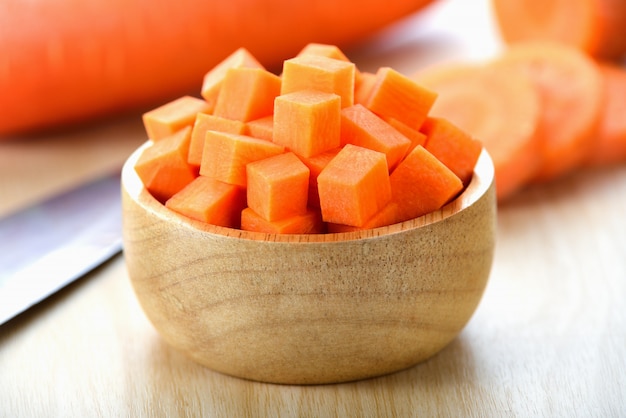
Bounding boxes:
365 67 438 130
382 115 427 157
326 201 399 232
165 176 246 229
142 95 211 141
354 71 377 105
241 207 324 234
281 55 355 107
390 145 463 222
273 90 341 158
213 67 281 122
188 113 246 166
246 152 310 221
134 126 197 203
200 48 264 111
298 148 341 208
245 115 274 141
317 144 391 227
340 104 411 171
421 116 483 186
199 131 284 187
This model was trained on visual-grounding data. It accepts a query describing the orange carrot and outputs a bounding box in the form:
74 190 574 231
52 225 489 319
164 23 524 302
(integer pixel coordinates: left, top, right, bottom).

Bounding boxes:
390 145 463 222
414 62 542 201
0 0 438 136
326 201 399 233
340 104 411 171
421 116 483 186
317 144 391 227
213 67 281 122
245 115 275 142
188 113 246 167
199 131 284 187
365 67 438 130
273 90 341 158
142 96 211 141
241 207 324 234
298 148 341 209
281 55 356 108
491 0 626 60
586 62 626 166
246 152 310 222
489 41 605 182
134 126 196 203
165 176 246 228
381 116 427 156
354 71 377 105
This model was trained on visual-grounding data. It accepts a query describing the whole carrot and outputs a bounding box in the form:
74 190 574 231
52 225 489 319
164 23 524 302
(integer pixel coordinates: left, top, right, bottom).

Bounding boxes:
0 0 436 136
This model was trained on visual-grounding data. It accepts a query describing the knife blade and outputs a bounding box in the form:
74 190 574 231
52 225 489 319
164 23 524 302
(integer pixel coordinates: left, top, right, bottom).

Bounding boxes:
0 172 123 325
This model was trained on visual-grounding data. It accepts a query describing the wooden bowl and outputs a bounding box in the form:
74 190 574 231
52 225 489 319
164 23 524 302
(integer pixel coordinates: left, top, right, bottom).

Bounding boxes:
121 141 497 385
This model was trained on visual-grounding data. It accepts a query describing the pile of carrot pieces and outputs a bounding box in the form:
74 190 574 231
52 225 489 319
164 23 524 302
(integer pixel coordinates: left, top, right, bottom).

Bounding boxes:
413 0 626 202
134 43 483 234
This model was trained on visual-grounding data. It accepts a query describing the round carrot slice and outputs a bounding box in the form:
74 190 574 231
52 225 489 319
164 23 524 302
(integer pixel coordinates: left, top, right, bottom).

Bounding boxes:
489 41 605 183
414 62 542 201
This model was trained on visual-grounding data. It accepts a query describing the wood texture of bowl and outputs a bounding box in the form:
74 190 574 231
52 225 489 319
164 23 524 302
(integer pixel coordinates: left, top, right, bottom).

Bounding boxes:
121 142 497 385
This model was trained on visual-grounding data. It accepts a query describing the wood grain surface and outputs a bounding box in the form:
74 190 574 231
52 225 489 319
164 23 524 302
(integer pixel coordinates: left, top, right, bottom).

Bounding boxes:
1 0 625 416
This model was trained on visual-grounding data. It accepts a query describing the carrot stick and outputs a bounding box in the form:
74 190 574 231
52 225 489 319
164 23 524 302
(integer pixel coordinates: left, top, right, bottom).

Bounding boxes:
241 207 324 234
246 152 310 222
188 113 246 167
165 176 246 229
142 96 211 141
491 0 626 60
273 90 341 158
199 131 284 187
317 144 391 227
0 0 437 136
489 41 605 183
586 62 626 166
414 62 542 200
134 126 197 203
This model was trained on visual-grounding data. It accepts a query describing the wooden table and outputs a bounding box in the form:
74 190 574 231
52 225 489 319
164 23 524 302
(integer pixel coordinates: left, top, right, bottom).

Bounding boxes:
1 1 625 416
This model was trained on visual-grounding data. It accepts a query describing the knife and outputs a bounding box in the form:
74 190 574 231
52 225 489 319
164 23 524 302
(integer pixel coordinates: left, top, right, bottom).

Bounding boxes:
0 172 123 325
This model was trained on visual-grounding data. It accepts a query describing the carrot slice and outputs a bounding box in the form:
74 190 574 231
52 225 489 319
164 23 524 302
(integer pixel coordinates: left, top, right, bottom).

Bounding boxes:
489 41 605 182
492 0 626 60
188 113 246 167
390 145 463 222
414 62 542 200
298 148 341 209
281 55 356 107
421 116 483 186
246 152 310 222
317 144 391 227
340 104 411 171
586 62 626 166
326 201 399 233
241 207 324 234
213 67 281 122
142 96 211 141
165 176 246 229
199 131 284 187
365 67 437 130
134 126 197 203
273 90 341 158
245 115 274 142
200 48 264 112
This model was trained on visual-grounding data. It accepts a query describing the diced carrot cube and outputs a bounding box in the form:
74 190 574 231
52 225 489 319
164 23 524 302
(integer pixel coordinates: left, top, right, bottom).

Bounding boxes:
200 48 264 111
245 115 274 141
421 116 483 186
142 96 211 141
354 71 377 105
281 55 355 107
213 67 281 122
273 90 341 158
199 131 284 187
298 148 341 208
165 176 246 228
134 126 197 202
390 145 463 222
327 201 399 232
246 152 310 221
317 144 391 227
241 207 324 234
340 104 411 171
188 113 246 166
365 67 438 130
382 115 427 156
